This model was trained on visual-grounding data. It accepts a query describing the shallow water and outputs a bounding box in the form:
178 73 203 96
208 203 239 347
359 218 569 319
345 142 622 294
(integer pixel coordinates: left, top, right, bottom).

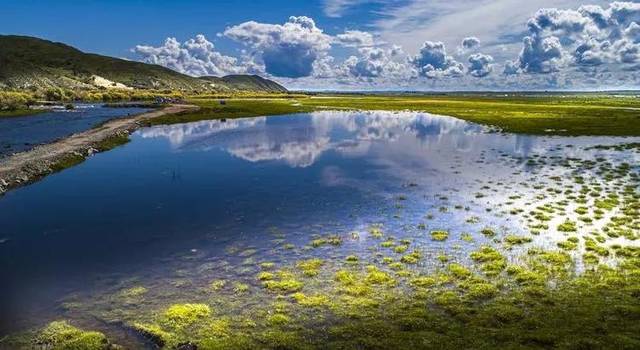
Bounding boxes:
0 104 150 157
0 110 638 339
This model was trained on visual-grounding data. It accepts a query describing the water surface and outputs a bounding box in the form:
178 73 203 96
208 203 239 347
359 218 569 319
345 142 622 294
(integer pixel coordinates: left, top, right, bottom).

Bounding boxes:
0 110 638 338
0 104 150 157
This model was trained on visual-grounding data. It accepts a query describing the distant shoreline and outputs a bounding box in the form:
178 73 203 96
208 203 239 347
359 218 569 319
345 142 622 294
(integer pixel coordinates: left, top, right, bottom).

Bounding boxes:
0 101 166 119
0 104 198 195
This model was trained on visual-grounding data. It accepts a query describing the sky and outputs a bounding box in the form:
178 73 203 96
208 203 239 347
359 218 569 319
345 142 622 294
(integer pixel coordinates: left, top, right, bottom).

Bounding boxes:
2 0 640 91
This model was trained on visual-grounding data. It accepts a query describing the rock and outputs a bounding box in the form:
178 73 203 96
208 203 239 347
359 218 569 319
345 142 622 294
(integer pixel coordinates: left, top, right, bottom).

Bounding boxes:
87 148 99 156
0 179 7 187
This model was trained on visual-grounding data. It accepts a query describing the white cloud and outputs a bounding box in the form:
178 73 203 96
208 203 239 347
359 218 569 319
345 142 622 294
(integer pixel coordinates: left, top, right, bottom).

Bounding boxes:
323 0 373 17
462 37 481 50
411 41 464 78
131 2 640 90
336 30 375 47
503 59 520 74
468 53 494 77
518 35 565 73
133 35 242 77
224 16 332 78
371 0 611 58
346 48 386 77
510 2 640 74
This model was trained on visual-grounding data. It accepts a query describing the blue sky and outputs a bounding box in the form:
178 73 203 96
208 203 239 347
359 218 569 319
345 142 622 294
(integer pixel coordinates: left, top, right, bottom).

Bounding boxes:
1 0 366 57
2 0 640 90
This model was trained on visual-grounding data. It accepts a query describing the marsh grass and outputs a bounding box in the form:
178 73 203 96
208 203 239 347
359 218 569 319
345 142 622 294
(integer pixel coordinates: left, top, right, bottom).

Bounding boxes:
50 153 85 173
141 94 640 136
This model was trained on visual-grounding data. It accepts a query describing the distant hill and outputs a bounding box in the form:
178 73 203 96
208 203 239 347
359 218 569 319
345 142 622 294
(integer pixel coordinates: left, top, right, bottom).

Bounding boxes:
0 35 287 93
201 75 288 93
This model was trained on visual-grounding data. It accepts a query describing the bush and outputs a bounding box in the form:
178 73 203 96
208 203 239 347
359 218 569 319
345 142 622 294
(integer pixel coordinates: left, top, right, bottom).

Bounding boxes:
0 91 36 110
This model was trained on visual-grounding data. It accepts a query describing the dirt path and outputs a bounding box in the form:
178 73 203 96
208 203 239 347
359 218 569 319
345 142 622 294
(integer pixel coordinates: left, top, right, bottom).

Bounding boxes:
0 104 198 195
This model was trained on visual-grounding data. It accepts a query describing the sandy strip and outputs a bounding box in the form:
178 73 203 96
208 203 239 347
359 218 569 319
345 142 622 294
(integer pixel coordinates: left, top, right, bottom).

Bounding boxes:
0 104 198 195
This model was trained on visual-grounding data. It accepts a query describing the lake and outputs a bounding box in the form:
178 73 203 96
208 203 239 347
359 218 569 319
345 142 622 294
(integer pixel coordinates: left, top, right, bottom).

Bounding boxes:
0 110 638 347
0 104 150 158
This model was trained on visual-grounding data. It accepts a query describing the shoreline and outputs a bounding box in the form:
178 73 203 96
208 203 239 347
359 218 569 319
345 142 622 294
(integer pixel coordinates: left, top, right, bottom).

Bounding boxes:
0 104 198 195
0 108 46 118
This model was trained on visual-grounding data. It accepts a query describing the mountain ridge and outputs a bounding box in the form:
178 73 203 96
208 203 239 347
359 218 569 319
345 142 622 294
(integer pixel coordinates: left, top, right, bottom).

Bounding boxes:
0 35 287 93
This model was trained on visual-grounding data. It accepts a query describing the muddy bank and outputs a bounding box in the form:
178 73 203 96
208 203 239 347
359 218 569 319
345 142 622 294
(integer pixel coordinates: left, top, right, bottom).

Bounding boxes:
0 104 198 195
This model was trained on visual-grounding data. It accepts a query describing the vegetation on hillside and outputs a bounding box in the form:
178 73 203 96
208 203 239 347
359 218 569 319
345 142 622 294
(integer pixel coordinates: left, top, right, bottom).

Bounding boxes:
201 75 288 93
0 35 287 106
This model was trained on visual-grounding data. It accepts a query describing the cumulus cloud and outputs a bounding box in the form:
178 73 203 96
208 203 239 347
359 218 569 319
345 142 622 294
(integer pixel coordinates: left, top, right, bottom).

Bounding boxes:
518 35 564 73
133 35 242 76
224 16 332 78
503 60 520 75
132 2 640 90
336 30 374 47
511 2 640 74
411 41 463 78
468 53 493 77
345 48 386 77
335 46 415 82
462 37 481 50
390 45 404 57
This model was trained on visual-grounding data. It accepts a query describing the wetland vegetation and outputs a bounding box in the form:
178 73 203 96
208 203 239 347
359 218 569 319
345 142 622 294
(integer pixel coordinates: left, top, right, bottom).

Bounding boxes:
154 93 640 136
1 107 639 349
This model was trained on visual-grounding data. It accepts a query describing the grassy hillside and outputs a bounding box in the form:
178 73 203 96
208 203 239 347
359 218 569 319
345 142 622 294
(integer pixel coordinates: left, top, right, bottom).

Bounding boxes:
0 35 287 93
201 75 287 93
222 75 287 92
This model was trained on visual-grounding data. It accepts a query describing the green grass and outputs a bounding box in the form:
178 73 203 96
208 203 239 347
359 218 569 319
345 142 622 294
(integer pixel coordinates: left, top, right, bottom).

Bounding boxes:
296 94 640 136
93 133 130 151
43 134 131 181
50 153 85 173
144 98 313 126
0 109 44 118
145 94 640 136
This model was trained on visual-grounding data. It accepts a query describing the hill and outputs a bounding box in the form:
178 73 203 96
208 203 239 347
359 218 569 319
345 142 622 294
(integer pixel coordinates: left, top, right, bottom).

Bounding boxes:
201 75 288 93
0 35 287 93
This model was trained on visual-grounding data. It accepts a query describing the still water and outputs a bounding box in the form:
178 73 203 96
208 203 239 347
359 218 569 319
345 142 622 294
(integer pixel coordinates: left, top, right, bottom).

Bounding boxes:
0 110 638 336
0 104 150 157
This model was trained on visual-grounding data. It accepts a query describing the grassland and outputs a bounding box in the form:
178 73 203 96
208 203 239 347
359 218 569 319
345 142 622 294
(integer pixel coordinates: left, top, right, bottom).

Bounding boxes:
300 94 640 136
161 94 640 136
